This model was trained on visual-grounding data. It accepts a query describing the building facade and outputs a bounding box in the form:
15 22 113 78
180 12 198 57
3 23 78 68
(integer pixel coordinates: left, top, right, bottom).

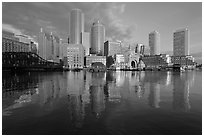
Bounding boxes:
2 30 29 53
104 41 122 57
142 54 171 69
38 28 60 62
135 43 145 55
70 9 84 44
66 44 84 69
81 32 90 56
115 54 126 69
90 20 105 56
171 55 195 68
149 31 160 55
85 55 106 68
173 28 189 56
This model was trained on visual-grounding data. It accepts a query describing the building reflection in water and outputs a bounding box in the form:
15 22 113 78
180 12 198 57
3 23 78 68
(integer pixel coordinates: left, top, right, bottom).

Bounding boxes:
148 83 160 108
115 71 125 87
90 72 106 118
128 71 145 98
66 71 87 128
173 72 190 111
104 71 122 102
37 73 62 107
67 94 85 128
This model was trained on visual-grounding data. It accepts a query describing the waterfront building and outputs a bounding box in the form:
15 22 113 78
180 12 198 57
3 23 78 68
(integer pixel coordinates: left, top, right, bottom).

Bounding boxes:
81 32 90 56
2 30 29 52
70 9 84 44
104 41 122 57
66 44 84 69
149 31 160 55
129 52 141 68
142 54 171 69
115 54 126 69
85 55 106 68
173 28 189 56
15 35 30 43
16 34 31 47
171 55 195 69
90 20 105 55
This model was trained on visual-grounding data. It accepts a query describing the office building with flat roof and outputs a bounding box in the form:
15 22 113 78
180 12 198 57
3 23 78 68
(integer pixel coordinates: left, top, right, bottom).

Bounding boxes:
81 32 90 56
104 41 122 57
173 28 189 56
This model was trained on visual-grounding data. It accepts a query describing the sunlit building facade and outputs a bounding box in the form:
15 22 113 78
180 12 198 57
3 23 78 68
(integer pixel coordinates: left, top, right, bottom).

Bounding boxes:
81 32 90 56
66 44 84 69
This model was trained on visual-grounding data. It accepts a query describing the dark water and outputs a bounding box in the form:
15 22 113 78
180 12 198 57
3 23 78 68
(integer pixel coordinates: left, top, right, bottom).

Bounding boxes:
2 70 202 135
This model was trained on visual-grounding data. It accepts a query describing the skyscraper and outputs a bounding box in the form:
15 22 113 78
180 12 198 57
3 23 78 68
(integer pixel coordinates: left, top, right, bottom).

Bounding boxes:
70 9 84 44
90 20 105 56
149 31 160 55
38 28 60 62
81 32 90 56
173 28 189 56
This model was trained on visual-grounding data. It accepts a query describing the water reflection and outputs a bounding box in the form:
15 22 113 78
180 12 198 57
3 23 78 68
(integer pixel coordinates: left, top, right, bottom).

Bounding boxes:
148 83 160 108
2 70 197 128
90 72 106 118
68 94 85 128
172 72 190 111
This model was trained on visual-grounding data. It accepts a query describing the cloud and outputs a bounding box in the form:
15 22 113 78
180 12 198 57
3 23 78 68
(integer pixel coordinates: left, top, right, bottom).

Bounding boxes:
2 3 137 43
83 3 136 42
2 23 38 43
2 23 24 35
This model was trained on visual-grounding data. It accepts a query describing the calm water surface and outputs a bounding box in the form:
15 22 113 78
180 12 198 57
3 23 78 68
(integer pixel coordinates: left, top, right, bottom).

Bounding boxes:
2 70 202 135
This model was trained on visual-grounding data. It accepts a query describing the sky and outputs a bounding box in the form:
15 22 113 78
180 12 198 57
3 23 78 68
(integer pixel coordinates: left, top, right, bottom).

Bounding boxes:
2 2 202 55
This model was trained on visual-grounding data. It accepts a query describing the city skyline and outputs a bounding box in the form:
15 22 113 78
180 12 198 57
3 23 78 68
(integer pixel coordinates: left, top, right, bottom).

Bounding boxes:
2 3 201 55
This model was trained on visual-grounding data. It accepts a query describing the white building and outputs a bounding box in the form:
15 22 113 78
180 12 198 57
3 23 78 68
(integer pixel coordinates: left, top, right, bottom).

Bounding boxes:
66 44 84 69
81 32 90 56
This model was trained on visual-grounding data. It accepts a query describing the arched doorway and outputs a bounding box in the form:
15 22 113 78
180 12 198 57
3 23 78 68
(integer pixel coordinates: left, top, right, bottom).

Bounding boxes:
131 61 136 68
